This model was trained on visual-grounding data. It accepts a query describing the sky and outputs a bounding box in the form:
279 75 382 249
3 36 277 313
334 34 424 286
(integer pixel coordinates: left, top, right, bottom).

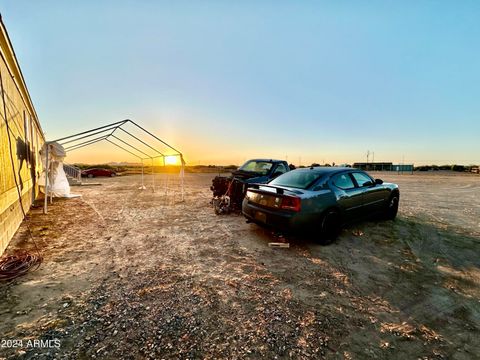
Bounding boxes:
1 1 479 166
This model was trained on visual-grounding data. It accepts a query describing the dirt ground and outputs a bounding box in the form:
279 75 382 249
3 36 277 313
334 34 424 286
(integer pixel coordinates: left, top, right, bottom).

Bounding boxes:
1 171 479 359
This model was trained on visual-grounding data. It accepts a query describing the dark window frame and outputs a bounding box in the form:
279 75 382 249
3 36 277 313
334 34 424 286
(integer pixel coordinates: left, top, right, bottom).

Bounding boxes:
331 171 356 190
350 171 374 188
273 163 288 175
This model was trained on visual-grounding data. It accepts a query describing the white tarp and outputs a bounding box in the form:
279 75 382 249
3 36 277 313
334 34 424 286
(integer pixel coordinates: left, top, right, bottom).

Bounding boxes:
38 142 79 198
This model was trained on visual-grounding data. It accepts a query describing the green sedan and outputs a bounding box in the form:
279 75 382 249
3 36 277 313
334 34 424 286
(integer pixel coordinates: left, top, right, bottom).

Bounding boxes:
242 167 399 244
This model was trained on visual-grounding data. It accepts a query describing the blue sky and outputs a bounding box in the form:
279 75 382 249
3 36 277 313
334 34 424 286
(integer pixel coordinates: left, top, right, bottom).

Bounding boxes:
2 1 479 165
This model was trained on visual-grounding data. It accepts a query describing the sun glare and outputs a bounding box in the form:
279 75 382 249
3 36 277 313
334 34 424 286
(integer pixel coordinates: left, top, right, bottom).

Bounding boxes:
164 155 178 165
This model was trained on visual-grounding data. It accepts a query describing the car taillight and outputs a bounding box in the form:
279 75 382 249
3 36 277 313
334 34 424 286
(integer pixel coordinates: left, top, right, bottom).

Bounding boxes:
281 196 301 212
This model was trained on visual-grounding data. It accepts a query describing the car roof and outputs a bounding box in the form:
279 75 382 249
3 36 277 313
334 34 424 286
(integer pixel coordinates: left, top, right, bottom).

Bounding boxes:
292 166 359 175
247 159 285 163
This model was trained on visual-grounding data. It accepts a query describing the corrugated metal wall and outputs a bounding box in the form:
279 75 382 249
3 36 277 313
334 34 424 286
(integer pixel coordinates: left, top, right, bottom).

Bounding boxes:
0 18 44 255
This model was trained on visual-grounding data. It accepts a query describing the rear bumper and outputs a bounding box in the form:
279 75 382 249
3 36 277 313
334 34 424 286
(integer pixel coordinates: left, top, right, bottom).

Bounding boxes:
242 199 314 232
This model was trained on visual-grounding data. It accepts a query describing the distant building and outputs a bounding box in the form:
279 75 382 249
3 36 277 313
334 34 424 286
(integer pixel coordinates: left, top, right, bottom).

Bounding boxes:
392 164 414 173
353 162 414 172
353 162 393 171
0 16 45 255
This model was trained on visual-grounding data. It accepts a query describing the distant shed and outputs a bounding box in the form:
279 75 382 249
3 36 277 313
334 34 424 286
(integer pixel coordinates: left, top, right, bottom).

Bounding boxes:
353 162 392 171
392 164 414 172
0 16 45 255
353 162 414 172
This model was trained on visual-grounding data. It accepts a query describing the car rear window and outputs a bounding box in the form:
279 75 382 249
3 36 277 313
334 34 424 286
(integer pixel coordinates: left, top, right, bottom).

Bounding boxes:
269 170 322 189
239 160 273 175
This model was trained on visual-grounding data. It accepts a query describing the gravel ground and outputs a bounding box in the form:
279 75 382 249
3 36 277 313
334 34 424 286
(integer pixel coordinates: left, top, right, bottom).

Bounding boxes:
0 171 479 359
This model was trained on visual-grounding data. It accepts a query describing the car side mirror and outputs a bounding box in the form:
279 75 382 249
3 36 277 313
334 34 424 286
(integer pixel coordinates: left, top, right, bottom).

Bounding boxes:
375 178 383 185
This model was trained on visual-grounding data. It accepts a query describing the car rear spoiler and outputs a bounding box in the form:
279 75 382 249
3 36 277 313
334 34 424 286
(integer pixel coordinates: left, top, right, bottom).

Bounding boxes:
249 183 285 195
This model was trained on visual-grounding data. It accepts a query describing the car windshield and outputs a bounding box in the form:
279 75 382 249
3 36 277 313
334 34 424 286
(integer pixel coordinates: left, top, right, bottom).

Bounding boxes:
269 170 322 189
239 160 273 175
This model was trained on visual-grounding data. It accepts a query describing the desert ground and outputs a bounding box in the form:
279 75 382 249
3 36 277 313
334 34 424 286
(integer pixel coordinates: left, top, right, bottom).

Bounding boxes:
0 171 479 359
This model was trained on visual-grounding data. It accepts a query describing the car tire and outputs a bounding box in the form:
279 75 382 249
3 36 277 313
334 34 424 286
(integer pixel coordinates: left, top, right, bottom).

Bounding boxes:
384 193 399 220
319 209 341 245
87 174 94 178
110 173 116 177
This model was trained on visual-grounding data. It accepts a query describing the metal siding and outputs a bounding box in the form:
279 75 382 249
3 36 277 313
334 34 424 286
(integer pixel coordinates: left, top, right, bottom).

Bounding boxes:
0 21 44 255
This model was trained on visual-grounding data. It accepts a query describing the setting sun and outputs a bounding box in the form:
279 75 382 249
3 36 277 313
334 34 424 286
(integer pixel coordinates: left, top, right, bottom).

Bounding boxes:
164 155 179 165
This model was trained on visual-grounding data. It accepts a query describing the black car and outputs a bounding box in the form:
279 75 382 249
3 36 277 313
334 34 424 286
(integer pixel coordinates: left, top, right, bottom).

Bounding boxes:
242 167 399 243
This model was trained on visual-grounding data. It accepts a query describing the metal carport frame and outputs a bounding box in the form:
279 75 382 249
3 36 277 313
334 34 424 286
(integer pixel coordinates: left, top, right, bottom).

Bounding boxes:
43 119 185 214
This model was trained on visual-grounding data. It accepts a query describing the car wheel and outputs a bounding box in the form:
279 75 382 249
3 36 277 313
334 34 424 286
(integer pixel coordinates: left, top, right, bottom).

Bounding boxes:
384 193 399 220
319 209 341 245
110 173 116 177
87 174 94 178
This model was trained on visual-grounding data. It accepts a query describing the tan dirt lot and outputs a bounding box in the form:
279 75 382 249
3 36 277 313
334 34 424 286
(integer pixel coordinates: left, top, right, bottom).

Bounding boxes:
1 171 479 359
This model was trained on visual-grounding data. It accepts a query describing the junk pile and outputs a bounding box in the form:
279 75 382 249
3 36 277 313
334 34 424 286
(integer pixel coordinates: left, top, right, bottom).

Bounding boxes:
210 159 294 214
211 175 247 214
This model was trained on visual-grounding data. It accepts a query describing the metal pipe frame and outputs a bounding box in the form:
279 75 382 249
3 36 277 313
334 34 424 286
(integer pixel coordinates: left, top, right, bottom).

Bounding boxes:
127 119 182 155
105 139 144 160
51 120 128 143
110 134 152 159
116 127 165 156
59 125 120 146
49 119 181 159
43 119 185 213
64 135 110 151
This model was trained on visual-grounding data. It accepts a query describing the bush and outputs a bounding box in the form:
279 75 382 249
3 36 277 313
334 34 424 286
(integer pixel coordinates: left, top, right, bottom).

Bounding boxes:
451 165 465 172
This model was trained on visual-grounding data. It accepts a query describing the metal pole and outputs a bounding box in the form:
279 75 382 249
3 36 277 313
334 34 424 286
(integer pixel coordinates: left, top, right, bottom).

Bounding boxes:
64 135 110 151
51 120 127 143
50 156 54 204
127 119 182 155
43 144 49 214
117 127 165 156
141 159 145 189
151 158 155 192
110 134 152 158
59 126 118 146
162 156 167 198
164 174 168 198
180 155 185 202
